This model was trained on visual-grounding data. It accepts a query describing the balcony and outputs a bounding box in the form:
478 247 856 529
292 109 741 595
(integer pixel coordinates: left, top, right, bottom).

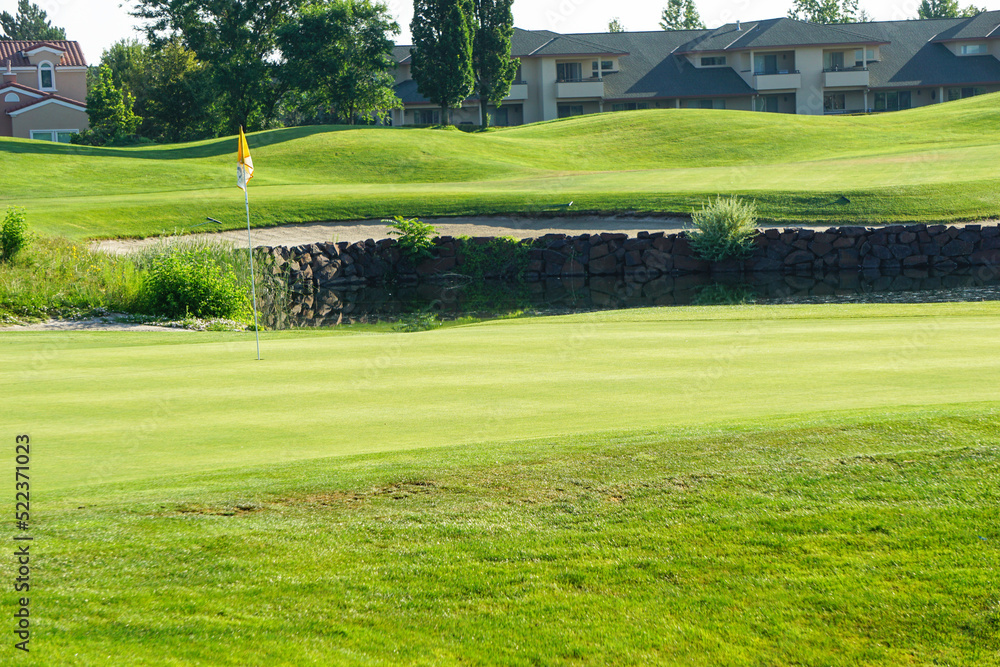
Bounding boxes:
753 71 801 91
504 82 528 101
555 77 604 99
824 67 869 88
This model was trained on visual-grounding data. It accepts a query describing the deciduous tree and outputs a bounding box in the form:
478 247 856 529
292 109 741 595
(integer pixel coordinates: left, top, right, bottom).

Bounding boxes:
76 64 141 145
0 1 66 40
473 0 517 126
788 0 868 23
608 17 626 33
131 0 298 133
410 0 476 125
277 0 401 125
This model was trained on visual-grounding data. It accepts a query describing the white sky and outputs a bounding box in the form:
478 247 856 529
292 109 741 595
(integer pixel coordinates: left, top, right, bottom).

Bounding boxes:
1 0 997 64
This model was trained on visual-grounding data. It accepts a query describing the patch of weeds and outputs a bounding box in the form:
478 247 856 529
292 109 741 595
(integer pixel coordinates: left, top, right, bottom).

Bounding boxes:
688 195 759 262
141 247 251 320
395 311 440 332
457 236 533 280
385 216 437 262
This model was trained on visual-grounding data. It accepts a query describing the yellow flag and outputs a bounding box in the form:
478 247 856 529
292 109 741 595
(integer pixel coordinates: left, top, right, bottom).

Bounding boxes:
237 126 254 190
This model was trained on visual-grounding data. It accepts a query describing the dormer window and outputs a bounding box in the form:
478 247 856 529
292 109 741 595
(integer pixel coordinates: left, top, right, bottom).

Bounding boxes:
960 44 987 55
39 62 54 90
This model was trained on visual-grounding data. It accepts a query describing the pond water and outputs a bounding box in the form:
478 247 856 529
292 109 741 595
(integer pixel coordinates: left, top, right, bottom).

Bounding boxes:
259 267 1000 329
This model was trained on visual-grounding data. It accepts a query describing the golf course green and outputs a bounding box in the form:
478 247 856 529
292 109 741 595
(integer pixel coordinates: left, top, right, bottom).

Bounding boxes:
4 302 999 664
3 93 1000 239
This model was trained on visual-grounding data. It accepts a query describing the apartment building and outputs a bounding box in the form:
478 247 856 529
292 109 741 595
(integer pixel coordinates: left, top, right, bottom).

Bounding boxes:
390 12 1000 125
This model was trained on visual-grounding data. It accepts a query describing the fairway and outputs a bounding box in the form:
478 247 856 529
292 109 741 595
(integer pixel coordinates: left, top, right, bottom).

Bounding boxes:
6 302 1000 491
6 302 1000 665
3 94 1000 238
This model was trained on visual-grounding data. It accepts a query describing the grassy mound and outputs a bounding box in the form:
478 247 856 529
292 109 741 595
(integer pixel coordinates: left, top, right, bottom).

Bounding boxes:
2 94 1000 238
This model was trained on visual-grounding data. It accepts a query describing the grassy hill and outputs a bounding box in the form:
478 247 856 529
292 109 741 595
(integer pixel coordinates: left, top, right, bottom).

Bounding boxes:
3 94 1000 238
6 302 1000 663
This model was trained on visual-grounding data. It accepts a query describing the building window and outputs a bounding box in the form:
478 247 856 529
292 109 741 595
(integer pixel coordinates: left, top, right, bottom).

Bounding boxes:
557 62 583 82
611 102 650 112
492 107 509 126
691 99 725 110
948 86 985 101
414 109 440 125
39 62 54 89
823 51 846 71
700 56 726 66
960 44 987 55
557 104 584 118
4 92 19 103
854 49 876 66
30 130 76 143
874 91 911 112
754 96 780 112
823 93 846 112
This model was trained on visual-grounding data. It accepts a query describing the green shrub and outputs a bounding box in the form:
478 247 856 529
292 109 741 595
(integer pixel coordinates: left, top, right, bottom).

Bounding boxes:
141 247 250 319
384 216 437 261
457 236 532 280
1 207 30 262
687 196 759 262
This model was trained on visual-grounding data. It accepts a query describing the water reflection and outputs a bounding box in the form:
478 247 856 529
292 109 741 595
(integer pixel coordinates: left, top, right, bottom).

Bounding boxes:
260 268 1000 329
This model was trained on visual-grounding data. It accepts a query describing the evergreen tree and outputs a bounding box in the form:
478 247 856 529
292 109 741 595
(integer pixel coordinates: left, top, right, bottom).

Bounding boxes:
917 0 960 17
410 0 476 125
788 0 867 23
0 1 67 40
473 0 517 126
660 0 705 30
278 0 401 125
76 64 141 145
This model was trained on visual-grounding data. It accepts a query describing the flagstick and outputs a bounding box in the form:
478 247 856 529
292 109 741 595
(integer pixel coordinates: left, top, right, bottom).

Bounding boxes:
244 186 261 361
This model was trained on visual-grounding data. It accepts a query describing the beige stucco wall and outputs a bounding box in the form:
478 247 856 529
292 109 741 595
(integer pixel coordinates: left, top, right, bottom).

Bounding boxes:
794 47 825 115
11 103 88 139
9 67 87 101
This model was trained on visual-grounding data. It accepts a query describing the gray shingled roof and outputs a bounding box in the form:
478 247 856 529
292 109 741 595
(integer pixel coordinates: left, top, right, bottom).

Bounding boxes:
931 10 1000 42
679 18 883 53
839 18 1000 88
565 31 753 99
524 33 628 57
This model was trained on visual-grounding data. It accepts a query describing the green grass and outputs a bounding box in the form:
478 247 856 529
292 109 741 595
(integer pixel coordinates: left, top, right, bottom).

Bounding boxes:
4 94 1000 239
7 303 1000 663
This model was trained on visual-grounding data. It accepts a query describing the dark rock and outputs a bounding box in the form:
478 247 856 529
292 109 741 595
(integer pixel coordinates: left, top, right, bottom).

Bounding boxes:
672 255 710 273
838 248 860 268
590 243 610 260
642 249 672 273
809 241 834 257
832 236 856 249
589 253 619 275
889 244 913 259
898 231 917 244
416 256 456 276
902 255 929 268
561 260 586 276
941 239 974 257
784 250 815 265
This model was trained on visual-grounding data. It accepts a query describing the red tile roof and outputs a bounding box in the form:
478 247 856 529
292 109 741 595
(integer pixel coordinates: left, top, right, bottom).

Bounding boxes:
0 82 47 97
0 41 88 68
5 92 86 114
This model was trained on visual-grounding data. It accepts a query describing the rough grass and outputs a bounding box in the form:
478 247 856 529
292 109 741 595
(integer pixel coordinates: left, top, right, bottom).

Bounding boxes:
24 410 1000 665
3 94 1000 238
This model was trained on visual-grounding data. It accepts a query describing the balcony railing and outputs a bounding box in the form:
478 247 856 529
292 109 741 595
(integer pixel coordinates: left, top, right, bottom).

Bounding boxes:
505 82 528 101
555 77 605 99
823 67 869 88
753 70 801 91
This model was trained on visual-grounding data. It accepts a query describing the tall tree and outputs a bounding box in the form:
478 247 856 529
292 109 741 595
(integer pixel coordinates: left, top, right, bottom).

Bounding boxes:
608 17 626 33
472 0 517 126
0 0 67 40
916 0 985 18
76 64 141 145
660 0 705 30
131 0 298 133
278 0 401 125
788 0 867 23
410 0 476 125
144 39 222 142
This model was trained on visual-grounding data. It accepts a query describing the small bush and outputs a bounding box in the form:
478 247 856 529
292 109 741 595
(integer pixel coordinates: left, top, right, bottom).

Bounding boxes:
457 236 532 280
687 196 759 262
385 216 437 262
1 207 30 262
141 247 250 319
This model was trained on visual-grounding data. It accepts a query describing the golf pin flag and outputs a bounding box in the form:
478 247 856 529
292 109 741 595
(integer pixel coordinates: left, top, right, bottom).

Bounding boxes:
237 126 254 190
